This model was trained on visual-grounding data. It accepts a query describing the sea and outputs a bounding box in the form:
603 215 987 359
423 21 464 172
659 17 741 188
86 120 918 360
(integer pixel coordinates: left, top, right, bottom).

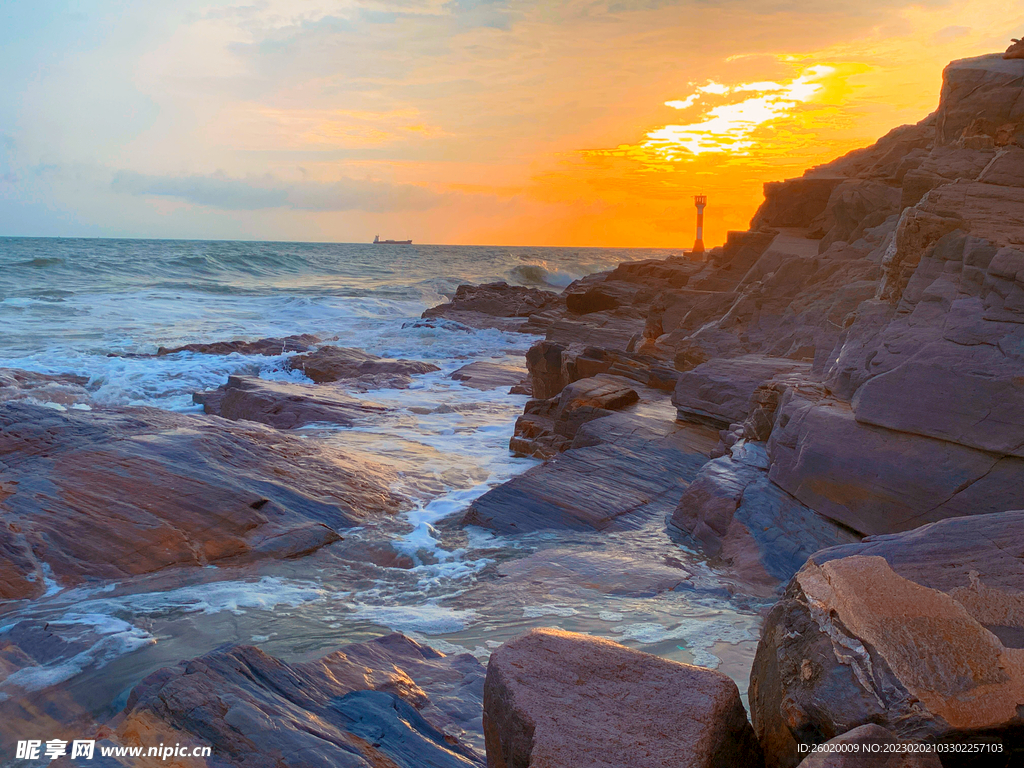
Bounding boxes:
0 237 765 739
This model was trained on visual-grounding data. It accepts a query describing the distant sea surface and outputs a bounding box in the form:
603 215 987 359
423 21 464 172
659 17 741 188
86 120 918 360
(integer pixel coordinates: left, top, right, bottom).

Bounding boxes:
0 237 678 407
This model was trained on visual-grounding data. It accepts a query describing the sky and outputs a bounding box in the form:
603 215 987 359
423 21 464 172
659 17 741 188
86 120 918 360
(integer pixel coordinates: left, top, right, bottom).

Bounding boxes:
0 1 1021 247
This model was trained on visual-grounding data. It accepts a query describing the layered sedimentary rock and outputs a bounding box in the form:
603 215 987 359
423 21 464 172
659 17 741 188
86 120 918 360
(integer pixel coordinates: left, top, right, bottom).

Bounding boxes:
483 628 762 768
423 282 562 331
465 392 717 532
450 361 528 391
0 403 403 598
750 511 1024 768
109 633 485 767
195 375 388 429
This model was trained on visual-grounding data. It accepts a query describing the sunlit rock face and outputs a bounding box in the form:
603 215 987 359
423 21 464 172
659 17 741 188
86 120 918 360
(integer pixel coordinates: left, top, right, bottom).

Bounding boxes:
750 511 1024 768
483 628 763 768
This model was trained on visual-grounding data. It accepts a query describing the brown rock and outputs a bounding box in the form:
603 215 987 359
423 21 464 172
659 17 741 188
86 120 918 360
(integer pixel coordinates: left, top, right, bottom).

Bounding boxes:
750 178 844 229
423 282 561 320
196 375 387 429
156 334 320 356
0 368 91 407
672 356 811 428
450 361 527 390
936 55 1024 146
287 345 439 384
113 633 486 767
1003 38 1024 60
0 403 403 598
525 341 568 399
766 392 1023 535
751 511 1024 768
484 628 763 768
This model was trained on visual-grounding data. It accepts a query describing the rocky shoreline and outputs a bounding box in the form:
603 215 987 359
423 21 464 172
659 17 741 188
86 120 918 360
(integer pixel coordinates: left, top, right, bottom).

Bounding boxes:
0 49 1022 767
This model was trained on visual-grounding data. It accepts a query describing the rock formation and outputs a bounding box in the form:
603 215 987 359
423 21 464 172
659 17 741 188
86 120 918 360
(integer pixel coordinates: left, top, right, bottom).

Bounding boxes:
483 628 763 768
103 633 486 767
0 402 403 598
750 511 1024 768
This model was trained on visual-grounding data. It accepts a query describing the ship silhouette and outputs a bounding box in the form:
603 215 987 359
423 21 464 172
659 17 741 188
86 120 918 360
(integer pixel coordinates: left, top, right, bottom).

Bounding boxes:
373 235 412 245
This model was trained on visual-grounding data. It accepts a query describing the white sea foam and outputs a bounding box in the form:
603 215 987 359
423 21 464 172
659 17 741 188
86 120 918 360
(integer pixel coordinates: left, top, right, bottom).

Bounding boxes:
612 618 756 669
522 604 578 618
347 604 478 635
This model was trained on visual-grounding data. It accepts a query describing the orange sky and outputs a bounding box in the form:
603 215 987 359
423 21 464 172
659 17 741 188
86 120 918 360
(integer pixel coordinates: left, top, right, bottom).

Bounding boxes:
2 0 1023 246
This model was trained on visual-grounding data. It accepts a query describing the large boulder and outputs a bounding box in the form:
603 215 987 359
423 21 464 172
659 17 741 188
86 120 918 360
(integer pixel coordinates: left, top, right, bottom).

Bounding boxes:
672 356 811 428
0 403 403 598
111 633 485 767
195 375 387 429
750 511 1024 768
484 628 763 768
287 345 439 385
670 443 858 590
450 361 527 391
525 341 568 399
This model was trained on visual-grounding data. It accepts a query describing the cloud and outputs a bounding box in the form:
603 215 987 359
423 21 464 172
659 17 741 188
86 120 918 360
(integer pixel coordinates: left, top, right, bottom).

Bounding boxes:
111 171 448 212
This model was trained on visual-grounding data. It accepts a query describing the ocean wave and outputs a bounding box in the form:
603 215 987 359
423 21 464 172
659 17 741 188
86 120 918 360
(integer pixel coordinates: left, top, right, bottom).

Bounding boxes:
508 263 577 289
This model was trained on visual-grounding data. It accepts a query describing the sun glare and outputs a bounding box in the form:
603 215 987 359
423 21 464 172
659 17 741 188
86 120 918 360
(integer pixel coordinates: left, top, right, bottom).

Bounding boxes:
587 62 851 167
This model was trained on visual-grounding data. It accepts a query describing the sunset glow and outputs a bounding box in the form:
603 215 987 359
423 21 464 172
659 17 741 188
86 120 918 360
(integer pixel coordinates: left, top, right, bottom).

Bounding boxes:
1 1 1022 247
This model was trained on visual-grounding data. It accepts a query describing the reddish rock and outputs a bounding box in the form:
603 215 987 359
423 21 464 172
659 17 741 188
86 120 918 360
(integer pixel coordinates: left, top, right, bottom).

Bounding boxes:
0 403 403 598
450 361 527 391
672 356 811 429
423 282 561 320
195 375 387 429
1005 39 1024 60
111 633 486 767
0 368 91 407
936 55 1024 146
483 628 763 768
525 341 568 399
751 511 1024 768
287 345 439 384
157 334 320 356
750 178 844 229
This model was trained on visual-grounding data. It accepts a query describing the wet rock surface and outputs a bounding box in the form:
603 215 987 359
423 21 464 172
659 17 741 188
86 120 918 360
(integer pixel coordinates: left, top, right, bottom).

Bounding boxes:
750 511 1024 768
286 345 440 385
483 628 763 768
449 361 528 391
109 633 485 768
156 334 321 357
0 402 403 598
795 725 942 768
195 375 388 429
465 392 717 532
670 443 858 591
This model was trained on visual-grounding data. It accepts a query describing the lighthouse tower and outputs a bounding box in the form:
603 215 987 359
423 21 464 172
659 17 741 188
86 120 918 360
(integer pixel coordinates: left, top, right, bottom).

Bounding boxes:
692 194 707 257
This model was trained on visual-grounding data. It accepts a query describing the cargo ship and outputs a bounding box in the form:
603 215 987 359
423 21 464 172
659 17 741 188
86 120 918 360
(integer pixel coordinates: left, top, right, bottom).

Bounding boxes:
373 235 412 245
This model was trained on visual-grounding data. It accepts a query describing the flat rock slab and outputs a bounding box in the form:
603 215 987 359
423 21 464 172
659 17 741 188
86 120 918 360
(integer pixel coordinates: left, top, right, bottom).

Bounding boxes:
0 367 91 407
483 628 762 768
287 345 439 384
450 361 527 390
751 510 1024 768
464 408 717 532
673 356 811 428
157 334 321 356
196 375 387 429
0 402 403 598
110 633 485 767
